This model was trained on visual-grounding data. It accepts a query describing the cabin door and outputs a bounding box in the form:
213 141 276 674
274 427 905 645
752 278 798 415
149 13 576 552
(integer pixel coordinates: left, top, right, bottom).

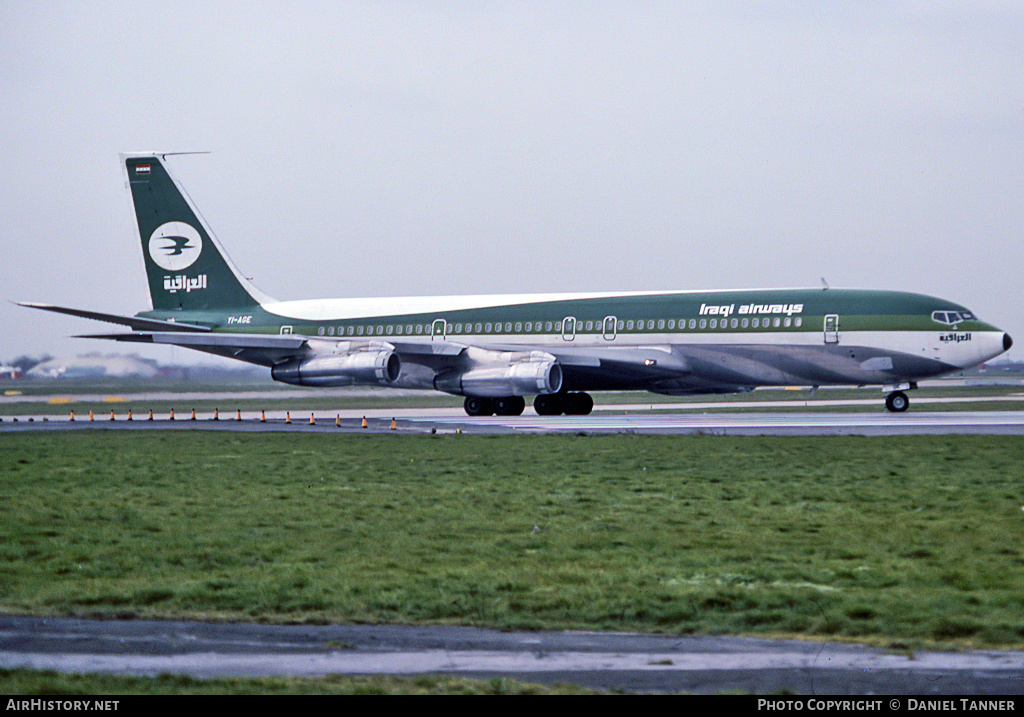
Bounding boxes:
823 314 840 344
603 315 618 341
562 316 577 341
431 318 447 341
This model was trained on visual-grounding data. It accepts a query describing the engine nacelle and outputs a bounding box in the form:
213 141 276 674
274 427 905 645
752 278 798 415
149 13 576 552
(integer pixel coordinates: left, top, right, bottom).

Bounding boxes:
272 349 401 387
434 357 562 397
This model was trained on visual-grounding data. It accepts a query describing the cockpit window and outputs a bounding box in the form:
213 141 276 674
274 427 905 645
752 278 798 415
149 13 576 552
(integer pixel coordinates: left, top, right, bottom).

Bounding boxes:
931 310 975 325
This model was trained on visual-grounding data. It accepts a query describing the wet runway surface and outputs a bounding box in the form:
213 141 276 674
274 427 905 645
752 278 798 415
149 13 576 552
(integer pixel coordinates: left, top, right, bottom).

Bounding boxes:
3 407 1024 436
2 616 1022 694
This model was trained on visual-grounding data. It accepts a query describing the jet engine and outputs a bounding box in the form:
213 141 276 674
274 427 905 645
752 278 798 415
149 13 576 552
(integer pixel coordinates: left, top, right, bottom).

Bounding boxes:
433 352 562 397
272 349 401 387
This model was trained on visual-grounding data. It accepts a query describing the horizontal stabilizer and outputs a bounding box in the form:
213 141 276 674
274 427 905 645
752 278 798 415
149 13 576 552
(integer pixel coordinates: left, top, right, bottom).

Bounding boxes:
77 331 309 350
74 330 311 367
16 302 210 332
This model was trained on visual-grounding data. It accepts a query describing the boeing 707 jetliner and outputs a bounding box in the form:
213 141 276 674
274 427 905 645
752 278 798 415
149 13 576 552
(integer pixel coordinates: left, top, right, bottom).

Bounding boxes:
20 153 1013 415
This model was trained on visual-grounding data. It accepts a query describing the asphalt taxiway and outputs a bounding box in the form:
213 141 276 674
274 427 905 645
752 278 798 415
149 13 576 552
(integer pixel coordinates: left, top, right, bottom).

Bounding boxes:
2 616 1022 694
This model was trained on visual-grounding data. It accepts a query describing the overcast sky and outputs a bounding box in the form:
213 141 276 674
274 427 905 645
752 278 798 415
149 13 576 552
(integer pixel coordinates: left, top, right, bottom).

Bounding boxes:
2 1 1021 364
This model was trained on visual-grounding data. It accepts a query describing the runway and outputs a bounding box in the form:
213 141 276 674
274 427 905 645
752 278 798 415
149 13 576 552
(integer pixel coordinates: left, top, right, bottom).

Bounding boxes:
2 616 1022 694
3 406 1024 436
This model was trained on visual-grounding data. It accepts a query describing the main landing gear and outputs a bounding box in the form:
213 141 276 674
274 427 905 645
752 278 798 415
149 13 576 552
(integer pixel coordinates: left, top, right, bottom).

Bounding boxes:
463 395 526 416
462 392 595 417
534 392 594 416
885 391 910 413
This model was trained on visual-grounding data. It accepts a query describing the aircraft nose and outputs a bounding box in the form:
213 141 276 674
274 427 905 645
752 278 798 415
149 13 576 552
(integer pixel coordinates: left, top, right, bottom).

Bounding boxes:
1005 333 1014 352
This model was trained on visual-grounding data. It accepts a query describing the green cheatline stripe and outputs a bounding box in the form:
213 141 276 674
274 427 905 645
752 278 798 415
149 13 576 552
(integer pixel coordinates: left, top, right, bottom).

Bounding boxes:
136 287 992 334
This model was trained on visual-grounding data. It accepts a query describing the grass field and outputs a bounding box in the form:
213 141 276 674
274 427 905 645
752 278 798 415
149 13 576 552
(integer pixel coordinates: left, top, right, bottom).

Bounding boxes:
0 670 595 695
1 431 1023 650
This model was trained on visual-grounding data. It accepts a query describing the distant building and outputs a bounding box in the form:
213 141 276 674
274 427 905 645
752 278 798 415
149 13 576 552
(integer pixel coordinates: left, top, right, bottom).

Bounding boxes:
26 354 160 379
0 365 22 380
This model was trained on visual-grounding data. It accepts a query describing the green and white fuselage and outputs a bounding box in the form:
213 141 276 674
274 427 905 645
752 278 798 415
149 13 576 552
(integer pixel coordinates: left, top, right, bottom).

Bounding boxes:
21 154 1012 415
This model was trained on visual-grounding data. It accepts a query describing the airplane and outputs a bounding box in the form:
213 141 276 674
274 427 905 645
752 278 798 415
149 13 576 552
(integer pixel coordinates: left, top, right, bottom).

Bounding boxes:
20 153 1013 416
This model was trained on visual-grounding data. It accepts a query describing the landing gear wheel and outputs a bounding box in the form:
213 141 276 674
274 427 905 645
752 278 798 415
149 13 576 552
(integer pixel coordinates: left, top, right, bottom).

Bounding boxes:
885 391 910 413
533 394 564 416
562 392 595 416
493 396 526 416
464 396 494 416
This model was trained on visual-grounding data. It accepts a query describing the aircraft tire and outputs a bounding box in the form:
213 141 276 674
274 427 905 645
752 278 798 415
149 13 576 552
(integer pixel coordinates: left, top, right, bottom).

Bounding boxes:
533 394 564 416
885 391 910 413
563 392 594 416
464 396 494 416
494 396 526 416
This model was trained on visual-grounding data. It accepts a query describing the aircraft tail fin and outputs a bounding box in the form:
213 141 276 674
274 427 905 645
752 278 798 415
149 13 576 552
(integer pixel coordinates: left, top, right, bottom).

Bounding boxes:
121 153 274 312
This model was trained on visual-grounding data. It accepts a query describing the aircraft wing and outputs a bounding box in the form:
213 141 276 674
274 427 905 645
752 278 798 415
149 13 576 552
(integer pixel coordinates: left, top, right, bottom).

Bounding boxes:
66 324 736 394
